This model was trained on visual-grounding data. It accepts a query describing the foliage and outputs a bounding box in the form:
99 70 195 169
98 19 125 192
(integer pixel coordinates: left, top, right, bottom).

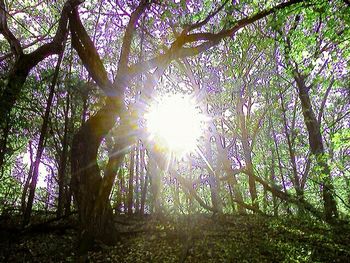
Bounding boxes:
0 0 349 260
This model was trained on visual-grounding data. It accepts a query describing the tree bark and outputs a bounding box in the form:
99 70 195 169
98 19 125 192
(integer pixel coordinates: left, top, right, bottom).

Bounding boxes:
148 153 162 214
21 141 34 214
236 97 258 209
294 74 338 221
71 99 120 252
23 47 65 226
205 136 222 213
0 117 9 175
127 146 135 214
135 142 140 214
57 92 70 217
140 148 148 215
114 168 124 214
279 91 304 211
0 0 81 125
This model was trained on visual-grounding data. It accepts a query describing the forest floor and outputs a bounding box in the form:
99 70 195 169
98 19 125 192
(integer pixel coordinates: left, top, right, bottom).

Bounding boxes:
1 213 350 262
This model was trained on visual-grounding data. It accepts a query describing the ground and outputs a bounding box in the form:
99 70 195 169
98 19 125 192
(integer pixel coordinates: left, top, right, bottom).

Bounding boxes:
1 213 349 262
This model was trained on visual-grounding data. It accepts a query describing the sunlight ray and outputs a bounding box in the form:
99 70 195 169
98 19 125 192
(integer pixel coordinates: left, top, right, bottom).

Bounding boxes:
195 146 215 175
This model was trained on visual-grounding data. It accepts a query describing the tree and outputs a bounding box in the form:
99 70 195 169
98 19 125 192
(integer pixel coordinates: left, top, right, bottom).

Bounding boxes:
1 0 349 257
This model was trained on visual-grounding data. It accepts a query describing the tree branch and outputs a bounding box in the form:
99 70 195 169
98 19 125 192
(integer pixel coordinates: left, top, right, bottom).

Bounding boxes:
128 0 304 78
69 8 115 96
26 0 83 69
186 0 229 32
317 77 335 125
117 0 150 72
0 0 22 57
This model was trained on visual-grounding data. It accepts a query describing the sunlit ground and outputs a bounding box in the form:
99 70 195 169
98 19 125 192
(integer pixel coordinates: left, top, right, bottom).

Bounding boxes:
145 93 207 157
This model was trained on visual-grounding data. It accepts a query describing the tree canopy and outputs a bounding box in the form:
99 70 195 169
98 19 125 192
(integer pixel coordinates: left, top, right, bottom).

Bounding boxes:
0 0 349 261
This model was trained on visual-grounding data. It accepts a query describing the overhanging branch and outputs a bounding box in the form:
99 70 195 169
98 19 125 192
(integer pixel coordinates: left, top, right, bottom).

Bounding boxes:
128 0 304 79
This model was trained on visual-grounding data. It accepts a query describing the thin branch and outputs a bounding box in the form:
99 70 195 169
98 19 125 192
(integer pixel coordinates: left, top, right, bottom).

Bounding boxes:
317 77 335 124
128 0 304 78
117 0 150 73
24 0 83 69
186 0 229 32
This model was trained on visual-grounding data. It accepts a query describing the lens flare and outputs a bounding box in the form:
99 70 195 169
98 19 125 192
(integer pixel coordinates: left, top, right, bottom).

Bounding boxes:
145 93 205 155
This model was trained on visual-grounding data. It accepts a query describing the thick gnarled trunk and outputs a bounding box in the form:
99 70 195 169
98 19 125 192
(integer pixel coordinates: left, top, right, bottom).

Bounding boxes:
71 99 119 251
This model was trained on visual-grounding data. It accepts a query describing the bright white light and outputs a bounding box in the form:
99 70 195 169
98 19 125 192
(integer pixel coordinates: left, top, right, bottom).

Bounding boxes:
145 93 205 155
22 152 47 188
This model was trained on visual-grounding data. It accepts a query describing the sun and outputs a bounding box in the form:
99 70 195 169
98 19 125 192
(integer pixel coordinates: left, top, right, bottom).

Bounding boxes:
145 93 205 155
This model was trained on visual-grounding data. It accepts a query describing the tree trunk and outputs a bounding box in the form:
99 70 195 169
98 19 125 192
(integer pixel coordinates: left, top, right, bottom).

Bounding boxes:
64 91 77 217
0 117 10 175
263 161 268 213
205 137 222 213
127 146 135 214
71 98 121 253
0 59 31 177
140 148 148 215
271 150 278 216
270 119 288 193
0 57 33 126
237 99 258 209
218 149 246 213
21 141 34 214
227 181 236 213
0 0 79 136
294 74 338 221
64 183 72 216
57 92 70 217
279 92 304 211
148 154 161 214
135 142 140 214
23 49 64 226
115 168 124 214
